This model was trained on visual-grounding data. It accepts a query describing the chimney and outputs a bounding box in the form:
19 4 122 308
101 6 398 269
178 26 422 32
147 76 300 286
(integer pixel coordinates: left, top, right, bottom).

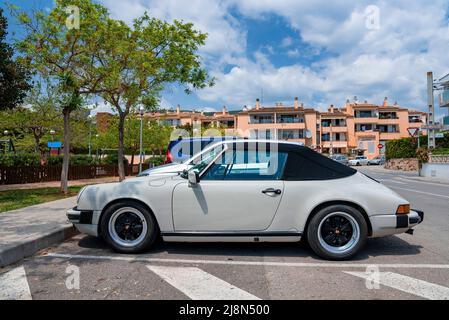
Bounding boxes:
346 99 351 106
329 104 334 113
294 97 299 110
176 104 181 115
256 99 261 110
353 96 358 104
383 97 388 107
300 102 304 110
222 106 227 115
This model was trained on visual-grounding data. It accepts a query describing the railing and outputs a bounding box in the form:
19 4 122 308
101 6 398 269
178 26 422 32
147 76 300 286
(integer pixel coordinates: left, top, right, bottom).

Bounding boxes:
429 155 449 164
0 164 152 185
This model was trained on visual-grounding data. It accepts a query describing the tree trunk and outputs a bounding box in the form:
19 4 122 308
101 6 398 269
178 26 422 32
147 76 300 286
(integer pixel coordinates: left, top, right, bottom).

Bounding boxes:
60 109 71 194
117 114 126 181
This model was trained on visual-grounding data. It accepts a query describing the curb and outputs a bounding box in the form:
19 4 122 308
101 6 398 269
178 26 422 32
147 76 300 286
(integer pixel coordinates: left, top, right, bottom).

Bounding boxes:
0 225 79 268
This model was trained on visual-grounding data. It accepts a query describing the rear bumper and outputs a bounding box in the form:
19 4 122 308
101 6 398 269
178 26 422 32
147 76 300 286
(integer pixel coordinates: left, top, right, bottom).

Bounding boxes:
67 207 99 237
370 209 424 237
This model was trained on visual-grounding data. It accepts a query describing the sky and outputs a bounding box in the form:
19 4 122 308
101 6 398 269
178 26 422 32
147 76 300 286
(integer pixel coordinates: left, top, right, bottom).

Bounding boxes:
3 0 449 118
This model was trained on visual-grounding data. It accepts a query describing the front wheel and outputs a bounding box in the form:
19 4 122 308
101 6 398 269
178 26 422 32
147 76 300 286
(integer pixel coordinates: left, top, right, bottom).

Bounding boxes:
306 205 368 260
100 202 159 253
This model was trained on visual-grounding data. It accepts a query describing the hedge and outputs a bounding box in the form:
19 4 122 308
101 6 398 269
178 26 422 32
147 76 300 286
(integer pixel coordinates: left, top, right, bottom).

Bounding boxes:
0 153 41 167
386 133 449 160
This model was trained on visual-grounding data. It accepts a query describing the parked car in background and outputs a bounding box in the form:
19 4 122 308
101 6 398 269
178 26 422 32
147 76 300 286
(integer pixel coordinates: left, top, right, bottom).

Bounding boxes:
68 139 424 261
330 155 349 166
368 156 386 166
348 156 369 166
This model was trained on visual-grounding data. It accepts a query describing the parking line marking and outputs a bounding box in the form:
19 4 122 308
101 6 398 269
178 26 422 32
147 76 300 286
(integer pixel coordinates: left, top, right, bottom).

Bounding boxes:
345 271 449 300
388 186 449 199
147 265 260 300
0 266 32 300
45 253 449 269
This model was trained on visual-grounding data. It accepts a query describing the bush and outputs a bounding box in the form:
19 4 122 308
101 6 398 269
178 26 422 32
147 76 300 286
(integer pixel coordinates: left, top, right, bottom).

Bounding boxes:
100 153 129 166
385 138 417 160
71 155 97 166
0 153 40 167
145 156 165 167
416 147 429 163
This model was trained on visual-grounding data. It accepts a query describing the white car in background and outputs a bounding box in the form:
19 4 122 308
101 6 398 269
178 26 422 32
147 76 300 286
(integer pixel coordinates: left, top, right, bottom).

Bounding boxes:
348 156 370 166
68 140 424 260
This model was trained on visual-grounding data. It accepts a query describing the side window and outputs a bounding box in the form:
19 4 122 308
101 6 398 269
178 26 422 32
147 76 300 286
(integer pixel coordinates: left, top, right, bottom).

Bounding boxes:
283 150 356 181
202 149 288 181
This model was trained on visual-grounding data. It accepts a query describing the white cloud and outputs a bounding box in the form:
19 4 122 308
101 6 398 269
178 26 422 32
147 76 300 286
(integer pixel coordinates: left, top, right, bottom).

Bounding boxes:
98 0 449 115
281 36 293 47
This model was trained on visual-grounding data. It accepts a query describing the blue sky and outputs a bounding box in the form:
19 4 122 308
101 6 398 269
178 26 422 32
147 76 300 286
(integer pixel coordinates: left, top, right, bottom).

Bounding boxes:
3 0 449 119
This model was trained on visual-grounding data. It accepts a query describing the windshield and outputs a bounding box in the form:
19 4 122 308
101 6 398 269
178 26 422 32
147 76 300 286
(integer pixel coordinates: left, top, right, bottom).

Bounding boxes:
181 144 225 178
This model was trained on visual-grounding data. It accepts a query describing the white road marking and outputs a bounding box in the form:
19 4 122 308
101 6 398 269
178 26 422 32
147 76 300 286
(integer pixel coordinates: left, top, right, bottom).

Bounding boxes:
345 271 449 300
0 266 32 300
378 179 406 185
147 265 259 300
388 186 449 199
45 253 449 269
397 177 449 188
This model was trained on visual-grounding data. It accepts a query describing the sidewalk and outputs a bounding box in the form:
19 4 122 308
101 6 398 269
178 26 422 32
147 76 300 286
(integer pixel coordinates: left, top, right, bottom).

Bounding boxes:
0 197 78 267
359 166 449 185
0 176 120 192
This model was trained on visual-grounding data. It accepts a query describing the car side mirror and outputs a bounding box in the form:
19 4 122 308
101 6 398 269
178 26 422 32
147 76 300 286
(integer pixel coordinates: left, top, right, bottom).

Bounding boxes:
188 171 200 186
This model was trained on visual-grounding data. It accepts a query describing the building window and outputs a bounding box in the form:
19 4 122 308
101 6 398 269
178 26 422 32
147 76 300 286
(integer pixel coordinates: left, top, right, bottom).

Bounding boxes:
277 115 304 123
355 110 377 118
322 119 346 127
356 124 374 132
250 115 274 124
409 115 422 123
279 129 305 139
379 112 398 119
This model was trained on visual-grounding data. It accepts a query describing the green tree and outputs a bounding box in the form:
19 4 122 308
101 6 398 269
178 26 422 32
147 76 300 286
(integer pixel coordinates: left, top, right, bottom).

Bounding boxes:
86 13 213 180
12 0 111 193
0 8 31 110
96 117 171 167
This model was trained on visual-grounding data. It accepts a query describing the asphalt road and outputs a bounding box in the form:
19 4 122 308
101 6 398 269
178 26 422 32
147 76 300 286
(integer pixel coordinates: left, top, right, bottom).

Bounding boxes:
1 166 449 300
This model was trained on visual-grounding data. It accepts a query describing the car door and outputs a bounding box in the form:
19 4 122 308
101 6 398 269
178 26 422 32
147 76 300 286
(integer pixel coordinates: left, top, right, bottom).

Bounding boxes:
172 146 288 232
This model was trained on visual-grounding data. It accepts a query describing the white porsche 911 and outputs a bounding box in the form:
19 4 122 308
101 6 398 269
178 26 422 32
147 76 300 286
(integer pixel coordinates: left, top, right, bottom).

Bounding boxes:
67 140 424 260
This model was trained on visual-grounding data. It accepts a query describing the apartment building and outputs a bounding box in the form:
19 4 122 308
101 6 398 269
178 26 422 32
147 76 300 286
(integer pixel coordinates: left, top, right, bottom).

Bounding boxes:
97 97 427 159
237 98 319 147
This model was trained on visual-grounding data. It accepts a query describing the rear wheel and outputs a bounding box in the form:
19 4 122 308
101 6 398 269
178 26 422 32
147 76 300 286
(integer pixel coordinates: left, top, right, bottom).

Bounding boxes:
101 202 159 253
306 205 368 260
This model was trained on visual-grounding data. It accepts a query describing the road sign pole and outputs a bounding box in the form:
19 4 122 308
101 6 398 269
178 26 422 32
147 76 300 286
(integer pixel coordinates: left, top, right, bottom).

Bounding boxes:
427 72 436 149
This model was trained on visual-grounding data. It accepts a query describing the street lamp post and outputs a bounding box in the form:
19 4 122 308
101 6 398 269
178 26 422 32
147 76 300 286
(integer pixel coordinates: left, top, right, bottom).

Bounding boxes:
3 130 9 154
88 115 96 157
50 130 56 141
139 106 145 173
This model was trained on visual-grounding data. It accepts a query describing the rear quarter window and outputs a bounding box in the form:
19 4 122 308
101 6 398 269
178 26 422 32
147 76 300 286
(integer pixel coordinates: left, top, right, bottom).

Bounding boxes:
283 148 356 181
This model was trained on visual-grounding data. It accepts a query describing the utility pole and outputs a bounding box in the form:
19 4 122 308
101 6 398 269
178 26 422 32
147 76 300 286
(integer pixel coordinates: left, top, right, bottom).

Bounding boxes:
329 121 334 157
427 72 436 149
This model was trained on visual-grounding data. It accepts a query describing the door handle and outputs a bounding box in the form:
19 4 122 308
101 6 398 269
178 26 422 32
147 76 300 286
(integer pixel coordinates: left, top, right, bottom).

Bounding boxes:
262 188 282 195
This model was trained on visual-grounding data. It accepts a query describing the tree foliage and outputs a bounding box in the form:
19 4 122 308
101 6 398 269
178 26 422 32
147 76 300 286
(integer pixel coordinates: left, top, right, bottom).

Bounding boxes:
0 8 31 110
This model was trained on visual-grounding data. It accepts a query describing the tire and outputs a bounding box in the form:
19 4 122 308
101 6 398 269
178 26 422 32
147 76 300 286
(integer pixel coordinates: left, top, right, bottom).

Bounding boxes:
356 162 361 166
306 205 368 260
100 201 159 253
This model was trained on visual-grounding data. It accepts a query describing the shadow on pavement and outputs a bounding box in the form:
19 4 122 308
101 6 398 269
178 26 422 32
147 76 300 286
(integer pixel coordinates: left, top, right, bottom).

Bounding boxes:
73 234 422 262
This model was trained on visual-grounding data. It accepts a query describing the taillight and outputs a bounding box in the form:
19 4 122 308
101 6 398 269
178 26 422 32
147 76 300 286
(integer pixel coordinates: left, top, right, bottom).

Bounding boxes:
165 149 173 164
396 204 410 215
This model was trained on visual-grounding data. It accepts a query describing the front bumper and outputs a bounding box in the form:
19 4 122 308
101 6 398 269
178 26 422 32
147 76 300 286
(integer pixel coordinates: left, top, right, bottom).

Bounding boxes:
67 207 99 237
370 209 424 237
